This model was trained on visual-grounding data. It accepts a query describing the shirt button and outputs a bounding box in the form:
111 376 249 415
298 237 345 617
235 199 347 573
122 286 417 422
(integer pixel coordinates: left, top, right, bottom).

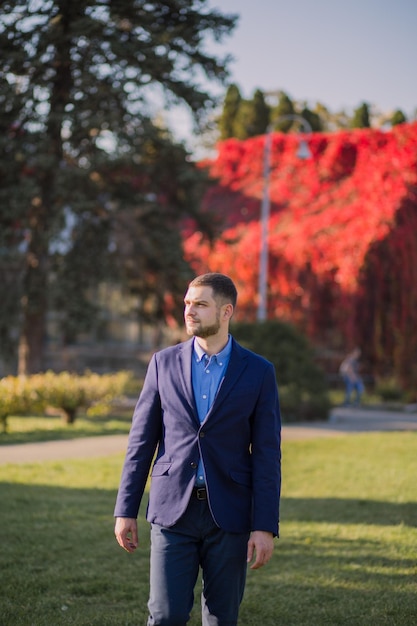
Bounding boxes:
202 394 207 399
206 369 210 374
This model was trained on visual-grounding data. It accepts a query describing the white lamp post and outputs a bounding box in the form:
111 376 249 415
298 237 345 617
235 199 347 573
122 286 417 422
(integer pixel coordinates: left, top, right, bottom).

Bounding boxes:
257 114 313 322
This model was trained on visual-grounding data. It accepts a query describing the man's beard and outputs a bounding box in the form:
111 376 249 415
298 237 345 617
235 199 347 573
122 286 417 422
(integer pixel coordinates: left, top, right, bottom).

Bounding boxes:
186 314 220 339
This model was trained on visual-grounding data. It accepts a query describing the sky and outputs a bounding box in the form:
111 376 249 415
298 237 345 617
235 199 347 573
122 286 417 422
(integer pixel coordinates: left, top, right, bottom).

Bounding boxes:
169 0 417 155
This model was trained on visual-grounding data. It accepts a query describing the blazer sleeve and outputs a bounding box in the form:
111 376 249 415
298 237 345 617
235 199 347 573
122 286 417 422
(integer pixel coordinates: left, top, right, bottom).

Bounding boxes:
114 354 162 518
250 361 281 536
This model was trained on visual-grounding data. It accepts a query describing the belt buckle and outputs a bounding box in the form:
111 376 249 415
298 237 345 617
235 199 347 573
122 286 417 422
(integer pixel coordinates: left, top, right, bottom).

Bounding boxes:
196 487 206 500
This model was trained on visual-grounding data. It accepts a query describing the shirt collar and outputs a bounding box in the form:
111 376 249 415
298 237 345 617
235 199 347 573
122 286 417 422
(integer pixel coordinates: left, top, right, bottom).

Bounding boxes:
193 335 232 364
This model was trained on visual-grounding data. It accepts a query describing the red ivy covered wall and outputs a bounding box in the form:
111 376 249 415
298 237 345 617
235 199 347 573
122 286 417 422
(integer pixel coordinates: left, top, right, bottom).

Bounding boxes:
183 123 417 390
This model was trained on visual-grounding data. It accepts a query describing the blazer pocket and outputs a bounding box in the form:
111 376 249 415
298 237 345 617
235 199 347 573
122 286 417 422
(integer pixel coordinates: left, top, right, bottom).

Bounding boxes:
151 462 172 477
230 470 252 487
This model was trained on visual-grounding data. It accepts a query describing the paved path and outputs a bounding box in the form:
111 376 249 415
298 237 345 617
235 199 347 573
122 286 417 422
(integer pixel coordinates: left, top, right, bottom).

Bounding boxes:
284 405 417 439
0 434 129 465
1 407 416 465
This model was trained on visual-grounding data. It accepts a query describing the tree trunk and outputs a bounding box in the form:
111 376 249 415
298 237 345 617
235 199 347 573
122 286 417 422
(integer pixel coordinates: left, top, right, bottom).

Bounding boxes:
17 229 49 375
63 408 77 425
18 299 47 375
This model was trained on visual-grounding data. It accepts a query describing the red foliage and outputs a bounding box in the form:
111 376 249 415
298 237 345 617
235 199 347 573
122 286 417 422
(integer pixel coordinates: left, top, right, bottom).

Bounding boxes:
183 123 417 388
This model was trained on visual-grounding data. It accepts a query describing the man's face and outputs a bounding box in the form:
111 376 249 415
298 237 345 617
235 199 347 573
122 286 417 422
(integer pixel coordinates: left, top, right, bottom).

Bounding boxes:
184 285 222 339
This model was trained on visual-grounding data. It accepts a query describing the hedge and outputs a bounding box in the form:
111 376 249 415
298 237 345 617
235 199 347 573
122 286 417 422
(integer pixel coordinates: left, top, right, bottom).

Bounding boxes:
231 320 331 422
0 370 133 431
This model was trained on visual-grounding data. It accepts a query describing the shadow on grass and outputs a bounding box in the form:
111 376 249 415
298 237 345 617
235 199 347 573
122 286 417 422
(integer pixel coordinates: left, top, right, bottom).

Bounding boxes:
281 496 417 527
0 412 133 446
0 480 151 625
1 481 416 625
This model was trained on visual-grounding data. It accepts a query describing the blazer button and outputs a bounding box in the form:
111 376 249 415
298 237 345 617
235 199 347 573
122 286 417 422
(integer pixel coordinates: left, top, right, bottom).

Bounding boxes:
190 462 197 469
199 432 205 438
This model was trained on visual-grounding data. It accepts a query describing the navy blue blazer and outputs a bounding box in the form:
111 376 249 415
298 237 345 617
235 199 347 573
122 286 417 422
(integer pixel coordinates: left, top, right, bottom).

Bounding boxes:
114 337 281 535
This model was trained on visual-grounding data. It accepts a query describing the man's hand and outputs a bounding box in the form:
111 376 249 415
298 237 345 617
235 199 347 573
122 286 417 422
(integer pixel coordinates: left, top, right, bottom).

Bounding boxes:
247 530 274 570
114 517 138 553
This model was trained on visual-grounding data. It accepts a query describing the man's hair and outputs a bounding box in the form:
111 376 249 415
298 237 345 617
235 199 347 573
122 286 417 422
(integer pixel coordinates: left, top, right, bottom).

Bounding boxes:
189 273 238 307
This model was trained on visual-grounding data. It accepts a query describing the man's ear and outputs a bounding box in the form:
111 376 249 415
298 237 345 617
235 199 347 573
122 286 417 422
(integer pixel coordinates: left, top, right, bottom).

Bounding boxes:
222 303 234 321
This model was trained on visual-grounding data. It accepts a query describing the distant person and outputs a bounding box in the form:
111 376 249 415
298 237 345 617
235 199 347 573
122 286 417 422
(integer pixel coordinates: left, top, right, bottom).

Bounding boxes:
339 347 364 406
114 272 281 626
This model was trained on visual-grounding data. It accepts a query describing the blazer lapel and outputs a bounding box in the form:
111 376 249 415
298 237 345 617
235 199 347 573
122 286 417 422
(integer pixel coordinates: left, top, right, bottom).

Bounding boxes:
205 339 248 419
177 339 199 423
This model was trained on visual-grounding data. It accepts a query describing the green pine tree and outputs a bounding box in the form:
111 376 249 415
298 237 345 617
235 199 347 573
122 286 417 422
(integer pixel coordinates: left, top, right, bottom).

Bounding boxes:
270 92 296 132
391 109 407 126
0 0 236 373
233 100 253 140
300 107 323 132
233 89 270 140
350 102 371 128
218 84 242 140
250 89 271 136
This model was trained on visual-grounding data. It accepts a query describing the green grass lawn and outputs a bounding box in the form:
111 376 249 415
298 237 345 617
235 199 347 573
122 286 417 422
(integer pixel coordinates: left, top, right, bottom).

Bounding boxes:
0 413 133 445
0 430 416 625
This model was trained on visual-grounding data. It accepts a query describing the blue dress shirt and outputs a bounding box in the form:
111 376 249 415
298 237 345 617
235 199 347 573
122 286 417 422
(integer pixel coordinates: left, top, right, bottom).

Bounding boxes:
192 336 232 486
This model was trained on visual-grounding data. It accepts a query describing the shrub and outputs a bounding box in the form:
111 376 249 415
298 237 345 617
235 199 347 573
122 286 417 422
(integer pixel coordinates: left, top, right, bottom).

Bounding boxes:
33 371 88 424
83 371 134 417
231 320 330 422
0 376 45 432
374 377 404 402
0 371 133 427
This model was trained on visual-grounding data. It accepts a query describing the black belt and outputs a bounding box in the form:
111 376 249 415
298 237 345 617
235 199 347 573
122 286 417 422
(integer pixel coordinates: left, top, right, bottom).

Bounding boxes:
192 487 207 500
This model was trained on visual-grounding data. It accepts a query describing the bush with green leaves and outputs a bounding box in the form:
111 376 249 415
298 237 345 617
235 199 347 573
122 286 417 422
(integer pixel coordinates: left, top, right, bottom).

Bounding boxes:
0 370 133 427
374 376 405 402
0 376 45 432
32 371 88 425
231 320 330 422
82 371 135 418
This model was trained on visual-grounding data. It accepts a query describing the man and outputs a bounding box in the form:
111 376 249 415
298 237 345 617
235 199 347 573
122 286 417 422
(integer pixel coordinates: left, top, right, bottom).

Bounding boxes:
339 347 364 406
114 272 281 625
